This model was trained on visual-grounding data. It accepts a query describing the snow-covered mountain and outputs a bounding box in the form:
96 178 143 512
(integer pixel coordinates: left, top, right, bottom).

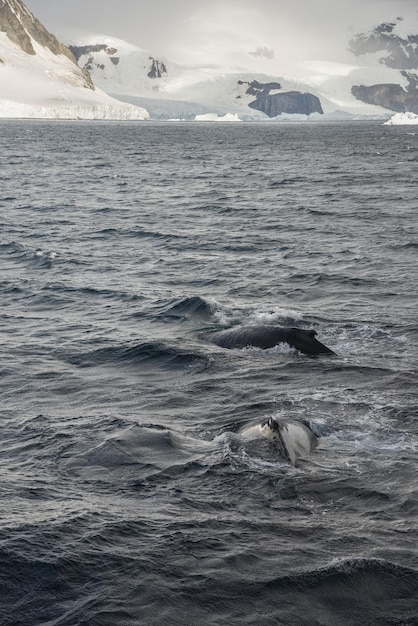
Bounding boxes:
0 0 149 119
66 13 418 120
66 35 334 120
2 0 417 121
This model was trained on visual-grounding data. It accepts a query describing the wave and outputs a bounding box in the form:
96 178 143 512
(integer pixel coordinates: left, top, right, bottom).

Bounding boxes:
152 297 306 333
2 542 415 626
210 300 303 328
124 226 185 242
0 241 58 269
60 424 223 488
45 283 146 304
0 280 26 295
389 241 418 251
156 296 215 322
269 176 306 187
162 557 418 626
64 340 212 372
328 323 407 358
262 558 418 625
266 555 418 589
288 271 380 289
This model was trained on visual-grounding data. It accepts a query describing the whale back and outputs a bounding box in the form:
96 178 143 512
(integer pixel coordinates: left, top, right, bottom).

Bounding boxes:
209 325 334 355
209 324 287 349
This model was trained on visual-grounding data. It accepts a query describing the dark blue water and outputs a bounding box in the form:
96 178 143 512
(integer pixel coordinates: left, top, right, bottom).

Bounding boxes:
1 121 417 625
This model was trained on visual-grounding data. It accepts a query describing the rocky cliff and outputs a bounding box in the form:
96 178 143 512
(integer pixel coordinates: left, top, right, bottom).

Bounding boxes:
0 0 93 89
351 83 418 114
238 80 323 117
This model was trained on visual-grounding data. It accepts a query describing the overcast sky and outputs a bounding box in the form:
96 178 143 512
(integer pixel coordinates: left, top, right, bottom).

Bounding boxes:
25 0 418 65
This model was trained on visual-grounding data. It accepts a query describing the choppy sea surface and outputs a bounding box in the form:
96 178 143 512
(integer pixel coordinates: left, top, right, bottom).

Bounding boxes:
1 120 417 625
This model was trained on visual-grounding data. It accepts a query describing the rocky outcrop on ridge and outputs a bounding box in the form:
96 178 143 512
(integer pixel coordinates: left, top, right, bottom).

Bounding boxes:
238 79 282 97
69 45 121 71
147 57 167 79
70 44 118 65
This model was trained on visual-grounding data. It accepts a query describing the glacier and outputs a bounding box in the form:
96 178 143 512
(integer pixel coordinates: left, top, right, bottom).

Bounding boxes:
0 100 149 120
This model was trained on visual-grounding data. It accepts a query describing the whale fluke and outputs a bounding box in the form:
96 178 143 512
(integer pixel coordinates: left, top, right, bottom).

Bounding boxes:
239 416 318 466
261 417 318 466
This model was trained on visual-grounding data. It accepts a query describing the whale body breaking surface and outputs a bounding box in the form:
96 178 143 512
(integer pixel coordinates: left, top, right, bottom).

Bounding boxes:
208 325 335 356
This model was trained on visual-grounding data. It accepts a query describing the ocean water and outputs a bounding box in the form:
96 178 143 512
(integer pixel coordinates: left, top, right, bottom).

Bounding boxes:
1 120 417 626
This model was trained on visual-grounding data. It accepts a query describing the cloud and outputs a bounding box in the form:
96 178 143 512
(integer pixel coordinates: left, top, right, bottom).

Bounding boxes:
25 1 197 49
25 0 418 66
156 0 418 66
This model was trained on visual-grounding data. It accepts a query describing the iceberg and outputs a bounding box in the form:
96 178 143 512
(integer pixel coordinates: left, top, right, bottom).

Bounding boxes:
194 113 242 122
384 112 418 125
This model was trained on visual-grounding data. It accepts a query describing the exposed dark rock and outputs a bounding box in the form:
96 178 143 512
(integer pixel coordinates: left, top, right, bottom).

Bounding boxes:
237 79 281 98
349 19 418 70
351 83 418 113
70 44 106 60
70 46 167 80
147 58 167 79
69 44 118 61
0 0 94 89
249 90 323 117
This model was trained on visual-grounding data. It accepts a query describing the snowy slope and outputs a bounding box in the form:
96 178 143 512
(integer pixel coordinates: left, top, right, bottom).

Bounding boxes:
0 1 149 120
